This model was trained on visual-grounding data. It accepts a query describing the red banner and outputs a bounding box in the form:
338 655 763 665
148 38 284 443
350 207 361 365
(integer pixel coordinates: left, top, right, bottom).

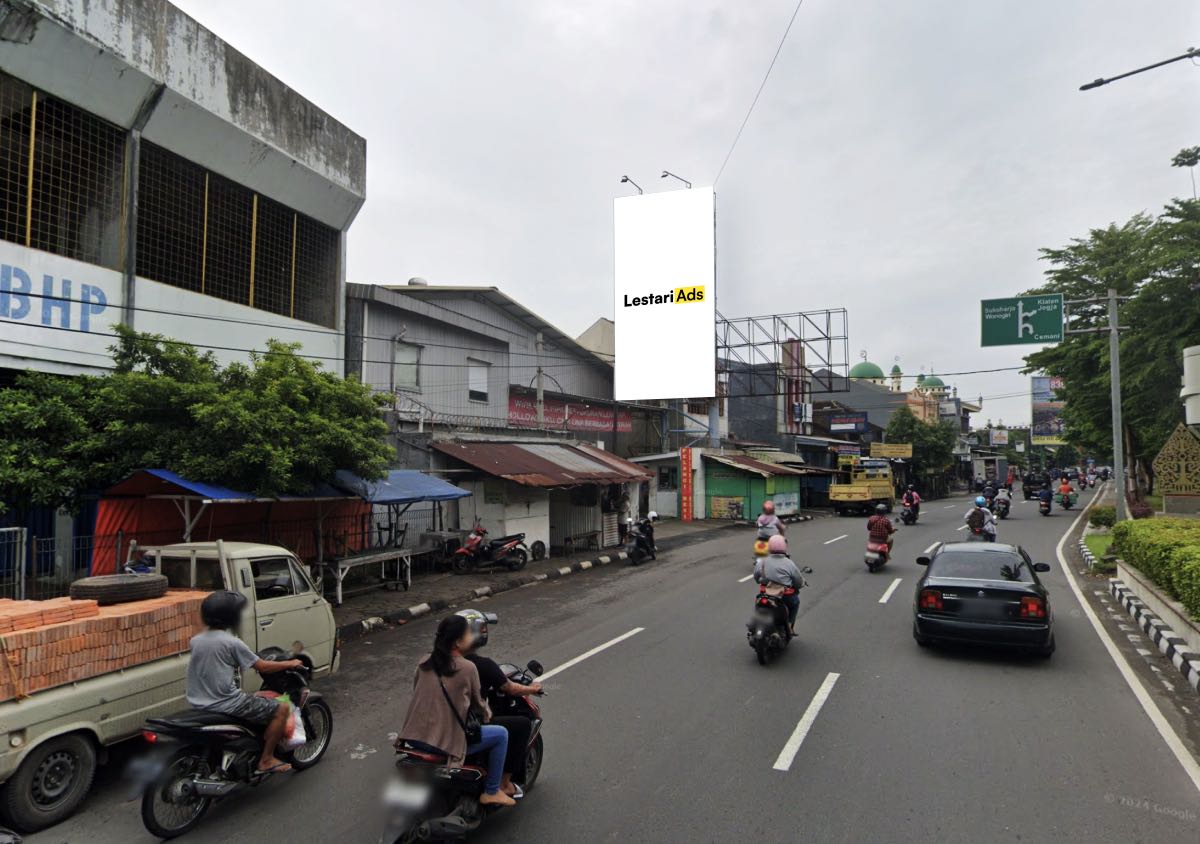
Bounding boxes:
508 395 633 433
680 447 694 522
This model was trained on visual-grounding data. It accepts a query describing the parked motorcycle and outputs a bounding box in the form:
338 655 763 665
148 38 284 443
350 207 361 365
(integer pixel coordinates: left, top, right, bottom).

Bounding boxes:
625 515 657 565
381 660 546 842
134 650 333 839
994 497 1011 520
452 524 530 573
747 570 811 665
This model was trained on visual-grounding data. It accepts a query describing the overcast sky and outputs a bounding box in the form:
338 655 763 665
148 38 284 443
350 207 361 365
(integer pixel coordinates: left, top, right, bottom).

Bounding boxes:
177 0 1198 427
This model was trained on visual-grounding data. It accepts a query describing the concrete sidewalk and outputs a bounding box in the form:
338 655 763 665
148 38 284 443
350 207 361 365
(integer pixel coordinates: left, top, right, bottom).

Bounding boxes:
330 514 818 639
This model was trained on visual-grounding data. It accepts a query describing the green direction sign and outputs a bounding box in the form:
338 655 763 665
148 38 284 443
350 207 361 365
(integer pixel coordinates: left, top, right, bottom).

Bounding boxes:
980 294 1064 346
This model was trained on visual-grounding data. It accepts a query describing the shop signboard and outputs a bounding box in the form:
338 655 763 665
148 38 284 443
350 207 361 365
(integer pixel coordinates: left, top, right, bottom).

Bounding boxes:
680 447 694 522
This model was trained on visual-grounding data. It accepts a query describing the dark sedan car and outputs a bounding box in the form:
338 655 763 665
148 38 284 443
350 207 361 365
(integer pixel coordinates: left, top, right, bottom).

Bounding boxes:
913 542 1055 657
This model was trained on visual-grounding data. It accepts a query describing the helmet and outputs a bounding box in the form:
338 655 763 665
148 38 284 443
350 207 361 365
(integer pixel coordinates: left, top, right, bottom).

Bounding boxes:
201 590 247 630
875 503 888 514
761 500 775 515
648 510 658 521
626 517 634 525
975 496 986 506
455 608 498 649
767 535 788 555
906 484 914 491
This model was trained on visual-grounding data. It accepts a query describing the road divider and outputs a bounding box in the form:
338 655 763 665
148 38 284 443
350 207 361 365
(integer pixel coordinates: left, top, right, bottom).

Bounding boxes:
773 672 840 772
823 534 848 545
878 578 903 604
539 627 645 682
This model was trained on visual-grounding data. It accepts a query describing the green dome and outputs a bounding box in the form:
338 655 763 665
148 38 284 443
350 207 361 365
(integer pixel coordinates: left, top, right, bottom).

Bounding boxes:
890 364 902 374
922 375 945 388
849 361 886 379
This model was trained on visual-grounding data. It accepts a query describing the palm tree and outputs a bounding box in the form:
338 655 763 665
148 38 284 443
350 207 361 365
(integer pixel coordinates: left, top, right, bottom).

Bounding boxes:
1171 146 1200 200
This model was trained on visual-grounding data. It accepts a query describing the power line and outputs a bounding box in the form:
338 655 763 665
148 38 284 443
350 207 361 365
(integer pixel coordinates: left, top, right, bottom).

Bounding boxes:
714 0 807 184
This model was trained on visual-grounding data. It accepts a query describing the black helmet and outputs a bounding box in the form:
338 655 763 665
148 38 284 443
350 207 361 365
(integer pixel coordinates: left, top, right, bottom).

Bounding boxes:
456 608 498 648
906 484 914 491
875 503 888 514
201 590 247 629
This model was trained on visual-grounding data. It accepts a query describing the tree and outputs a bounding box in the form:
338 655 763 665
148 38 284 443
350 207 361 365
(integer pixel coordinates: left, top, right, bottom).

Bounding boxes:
1022 199 1200 493
0 328 392 513
884 407 957 482
1172 146 1200 200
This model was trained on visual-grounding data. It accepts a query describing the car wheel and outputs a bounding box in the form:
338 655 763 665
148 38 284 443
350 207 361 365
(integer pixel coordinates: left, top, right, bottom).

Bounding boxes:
1 734 97 832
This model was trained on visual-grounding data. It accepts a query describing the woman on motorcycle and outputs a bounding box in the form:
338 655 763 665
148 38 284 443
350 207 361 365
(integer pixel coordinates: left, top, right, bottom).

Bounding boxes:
397 615 516 807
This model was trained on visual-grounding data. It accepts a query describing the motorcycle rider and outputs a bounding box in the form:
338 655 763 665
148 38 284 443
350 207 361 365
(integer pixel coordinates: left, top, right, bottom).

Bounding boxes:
1057 476 1075 503
965 496 997 541
186 591 305 775
981 481 998 508
458 609 541 800
752 535 805 636
756 500 786 537
866 503 896 554
901 485 922 519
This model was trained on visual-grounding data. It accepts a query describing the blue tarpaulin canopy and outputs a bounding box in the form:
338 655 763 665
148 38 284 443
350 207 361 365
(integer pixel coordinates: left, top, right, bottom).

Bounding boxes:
331 470 470 504
104 469 351 502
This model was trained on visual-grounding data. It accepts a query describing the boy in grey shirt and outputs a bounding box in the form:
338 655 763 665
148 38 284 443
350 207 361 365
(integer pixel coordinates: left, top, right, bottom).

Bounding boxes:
188 591 303 774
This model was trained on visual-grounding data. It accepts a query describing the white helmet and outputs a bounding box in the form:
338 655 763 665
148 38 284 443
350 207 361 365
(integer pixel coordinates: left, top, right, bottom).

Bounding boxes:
648 511 658 521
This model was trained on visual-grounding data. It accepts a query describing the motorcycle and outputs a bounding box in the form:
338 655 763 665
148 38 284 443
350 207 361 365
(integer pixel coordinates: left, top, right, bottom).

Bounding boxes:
865 523 897 572
1055 491 1077 511
994 497 1011 520
452 523 530 573
134 649 333 839
899 504 918 526
624 516 657 565
747 570 811 665
381 660 546 843
1038 498 1052 517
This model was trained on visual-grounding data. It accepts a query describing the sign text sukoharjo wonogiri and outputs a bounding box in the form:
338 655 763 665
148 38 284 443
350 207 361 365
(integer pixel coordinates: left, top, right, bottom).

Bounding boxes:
623 286 705 308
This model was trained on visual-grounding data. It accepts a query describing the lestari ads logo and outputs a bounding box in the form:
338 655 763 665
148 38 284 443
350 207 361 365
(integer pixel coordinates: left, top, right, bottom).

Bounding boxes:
622 285 705 308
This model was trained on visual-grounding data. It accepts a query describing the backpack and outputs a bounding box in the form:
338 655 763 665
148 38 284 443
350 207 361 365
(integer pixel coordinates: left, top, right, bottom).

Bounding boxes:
967 508 986 531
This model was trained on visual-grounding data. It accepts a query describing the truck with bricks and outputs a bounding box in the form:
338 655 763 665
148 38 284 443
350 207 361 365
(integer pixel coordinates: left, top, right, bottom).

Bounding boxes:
0 541 339 832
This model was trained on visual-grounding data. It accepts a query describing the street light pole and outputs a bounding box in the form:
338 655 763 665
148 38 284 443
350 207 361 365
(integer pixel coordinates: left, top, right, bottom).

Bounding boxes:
1107 289 1127 521
1079 46 1199 91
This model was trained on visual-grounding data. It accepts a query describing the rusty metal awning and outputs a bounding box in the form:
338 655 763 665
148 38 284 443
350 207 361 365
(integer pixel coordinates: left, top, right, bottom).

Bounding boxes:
703 453 811 477
432 441 651 487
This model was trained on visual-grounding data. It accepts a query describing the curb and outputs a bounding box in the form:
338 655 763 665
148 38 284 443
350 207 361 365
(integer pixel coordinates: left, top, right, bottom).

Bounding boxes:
1079 537 1097 570
337 550 632 641
1109 578 1200 694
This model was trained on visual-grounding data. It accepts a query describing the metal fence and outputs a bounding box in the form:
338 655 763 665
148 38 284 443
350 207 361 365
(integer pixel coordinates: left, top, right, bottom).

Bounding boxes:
0 528 28 600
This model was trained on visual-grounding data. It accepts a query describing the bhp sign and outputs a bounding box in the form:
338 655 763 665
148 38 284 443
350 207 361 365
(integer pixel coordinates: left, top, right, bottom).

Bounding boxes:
613 187 716 401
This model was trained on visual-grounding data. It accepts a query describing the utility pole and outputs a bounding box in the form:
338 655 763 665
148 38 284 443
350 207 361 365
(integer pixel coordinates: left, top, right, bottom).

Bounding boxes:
1107 289 1127 521
1065 288 1128 520
535 332 545 428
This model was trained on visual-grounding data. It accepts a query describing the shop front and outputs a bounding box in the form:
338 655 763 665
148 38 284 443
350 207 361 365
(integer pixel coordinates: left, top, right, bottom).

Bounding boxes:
703 453 807 520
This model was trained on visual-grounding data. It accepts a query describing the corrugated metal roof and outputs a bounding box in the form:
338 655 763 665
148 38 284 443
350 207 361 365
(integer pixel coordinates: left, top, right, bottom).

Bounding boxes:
704 453 810 477
432 441 650 487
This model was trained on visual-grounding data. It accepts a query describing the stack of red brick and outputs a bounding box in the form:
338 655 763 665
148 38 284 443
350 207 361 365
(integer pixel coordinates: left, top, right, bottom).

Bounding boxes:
0 591 208 702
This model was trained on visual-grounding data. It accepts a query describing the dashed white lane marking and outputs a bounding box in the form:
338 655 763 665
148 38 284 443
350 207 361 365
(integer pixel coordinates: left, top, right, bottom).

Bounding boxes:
923 542 939 554
956 524 969 531
824 534 848 545
773 672 840 772
943 504 956 509
878 578 903 604
538 627 645 682
1137 649 1153 657
738 573 755 583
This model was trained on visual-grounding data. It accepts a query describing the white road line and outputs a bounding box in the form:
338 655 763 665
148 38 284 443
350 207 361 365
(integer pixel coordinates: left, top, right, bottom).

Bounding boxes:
1053 487 1200 796
956 524 969 531
538 627 644 682
878 578 903 604
823 534 848 545
943 504 955 509
923 542 939 554
738 573 755 583
773 672 840 772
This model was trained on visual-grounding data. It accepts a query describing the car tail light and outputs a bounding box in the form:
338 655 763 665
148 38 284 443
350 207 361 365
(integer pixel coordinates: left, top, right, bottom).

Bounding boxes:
919 589 943 611
1020 596 1046 618
142 730 158 744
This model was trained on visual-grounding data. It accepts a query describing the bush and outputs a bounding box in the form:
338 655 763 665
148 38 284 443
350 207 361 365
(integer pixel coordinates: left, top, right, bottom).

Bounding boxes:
1088 506 1116 528
1126 495 1154 519
1112 519 1200 619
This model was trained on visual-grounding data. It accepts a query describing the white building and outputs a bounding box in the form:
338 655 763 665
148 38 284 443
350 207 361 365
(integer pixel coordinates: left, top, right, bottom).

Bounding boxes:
0 0 364 378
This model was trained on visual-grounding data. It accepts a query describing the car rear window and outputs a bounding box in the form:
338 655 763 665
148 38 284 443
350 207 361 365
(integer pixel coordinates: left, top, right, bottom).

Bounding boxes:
929 551 1033 582
159 555 223 590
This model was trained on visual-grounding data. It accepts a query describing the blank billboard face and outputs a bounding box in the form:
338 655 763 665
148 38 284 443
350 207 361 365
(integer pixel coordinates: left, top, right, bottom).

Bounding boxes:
613 187 716 400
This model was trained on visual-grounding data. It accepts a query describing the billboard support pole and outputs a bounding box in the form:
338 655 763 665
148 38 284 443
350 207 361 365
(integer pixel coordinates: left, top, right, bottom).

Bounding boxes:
1107 288 1127 522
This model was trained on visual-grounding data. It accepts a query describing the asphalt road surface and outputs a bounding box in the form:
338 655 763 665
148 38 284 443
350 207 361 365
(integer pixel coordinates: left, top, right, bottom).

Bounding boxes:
32 487 1200 843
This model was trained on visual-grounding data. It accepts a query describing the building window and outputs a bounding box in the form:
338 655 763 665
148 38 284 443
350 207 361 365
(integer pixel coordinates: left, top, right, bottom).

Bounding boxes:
468 358 489 403
0 71 125 269
393 342 420 391
136 141 340 328
687 400 708 416
658 466 678 491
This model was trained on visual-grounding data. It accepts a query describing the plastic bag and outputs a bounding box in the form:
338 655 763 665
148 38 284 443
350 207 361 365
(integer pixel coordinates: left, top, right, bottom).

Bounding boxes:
284 706 307 751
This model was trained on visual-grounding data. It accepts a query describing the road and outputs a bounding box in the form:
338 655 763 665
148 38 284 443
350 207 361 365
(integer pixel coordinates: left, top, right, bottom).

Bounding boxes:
32 488 1200 843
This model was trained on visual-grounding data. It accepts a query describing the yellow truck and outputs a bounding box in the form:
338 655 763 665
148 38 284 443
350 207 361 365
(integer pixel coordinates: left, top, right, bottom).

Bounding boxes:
830 458 895 516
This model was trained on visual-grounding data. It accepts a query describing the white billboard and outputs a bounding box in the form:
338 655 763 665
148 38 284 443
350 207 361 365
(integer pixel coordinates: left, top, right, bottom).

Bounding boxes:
613 187 715 400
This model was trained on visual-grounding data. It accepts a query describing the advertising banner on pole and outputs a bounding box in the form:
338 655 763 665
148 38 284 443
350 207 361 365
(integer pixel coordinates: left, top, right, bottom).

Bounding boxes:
1031 376 1067 445
614 187 716 400
989 429 1009 447
679 447 694 522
